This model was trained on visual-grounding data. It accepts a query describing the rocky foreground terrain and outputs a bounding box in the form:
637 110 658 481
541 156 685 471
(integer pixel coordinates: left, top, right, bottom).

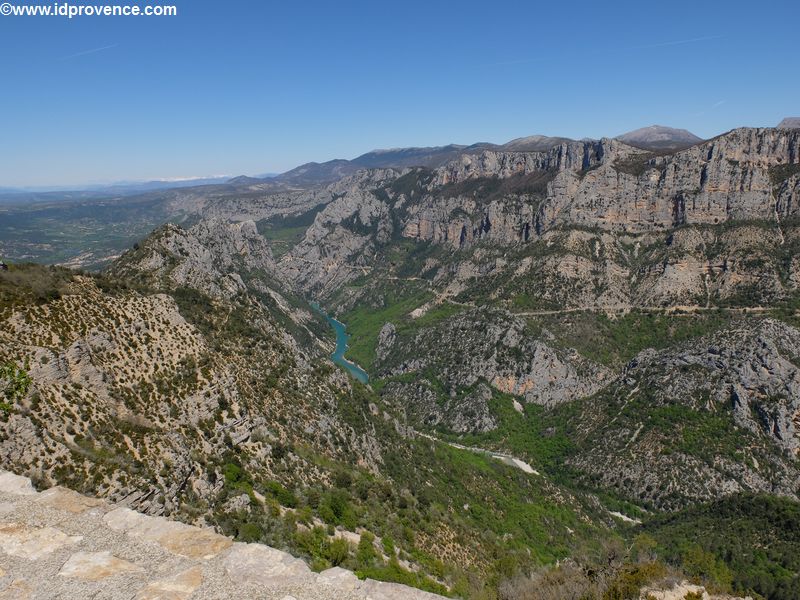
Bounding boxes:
0 469 444 599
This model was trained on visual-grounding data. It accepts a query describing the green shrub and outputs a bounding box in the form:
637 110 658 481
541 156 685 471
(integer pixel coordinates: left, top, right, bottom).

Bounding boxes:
327 537 350 566
238 522 262 543
357 531 377 568
0 359 32 416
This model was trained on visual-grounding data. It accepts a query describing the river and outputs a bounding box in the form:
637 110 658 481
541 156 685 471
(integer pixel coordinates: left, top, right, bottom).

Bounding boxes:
310 302 369 384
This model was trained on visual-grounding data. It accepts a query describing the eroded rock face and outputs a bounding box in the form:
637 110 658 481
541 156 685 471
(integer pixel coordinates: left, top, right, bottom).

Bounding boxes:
375 323 397 361
277 169 402 295
112 219 276 299
408 129 800 245
376 309 610 433
279 128 800 306
541 128 800 233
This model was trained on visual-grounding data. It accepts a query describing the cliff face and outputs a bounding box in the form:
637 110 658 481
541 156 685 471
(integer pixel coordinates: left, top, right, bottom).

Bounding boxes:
541 127 800 233
276 169 402 296
429 139 611 186
279 128 800 304
403 128 800 246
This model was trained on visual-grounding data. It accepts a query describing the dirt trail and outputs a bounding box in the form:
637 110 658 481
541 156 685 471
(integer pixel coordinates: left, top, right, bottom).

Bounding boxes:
415 432 539 475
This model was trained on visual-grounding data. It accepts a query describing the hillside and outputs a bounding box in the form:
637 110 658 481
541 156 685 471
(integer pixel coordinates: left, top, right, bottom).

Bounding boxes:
0 248 614 597
616 125 704 151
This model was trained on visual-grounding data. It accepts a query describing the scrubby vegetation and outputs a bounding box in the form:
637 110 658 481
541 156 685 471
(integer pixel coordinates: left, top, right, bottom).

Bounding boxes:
643 494 800 600
0 359 32 417
524 310 736 368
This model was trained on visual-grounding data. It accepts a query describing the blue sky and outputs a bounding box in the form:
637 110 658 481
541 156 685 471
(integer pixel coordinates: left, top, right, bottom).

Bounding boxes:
0 0 798 187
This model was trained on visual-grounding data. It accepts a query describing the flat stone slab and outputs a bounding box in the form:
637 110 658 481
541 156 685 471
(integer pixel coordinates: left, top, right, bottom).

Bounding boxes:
35 486 106 514
0 472 37 496
135 566 204 600
359 578 447 600
104 507 232 560
0 522 82 559
222 543 314 587
0 469 448 599
58 550 144 581
0 578 33 600
318 566 360 591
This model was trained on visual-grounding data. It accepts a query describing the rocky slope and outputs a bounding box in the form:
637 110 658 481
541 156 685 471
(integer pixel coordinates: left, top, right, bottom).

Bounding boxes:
375 309 611 432
112 220 277 299
563 318 800 510
0 268 374 518
0 239 609 596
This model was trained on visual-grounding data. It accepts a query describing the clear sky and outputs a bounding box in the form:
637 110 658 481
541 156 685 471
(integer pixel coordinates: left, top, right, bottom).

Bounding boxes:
1 0 798 187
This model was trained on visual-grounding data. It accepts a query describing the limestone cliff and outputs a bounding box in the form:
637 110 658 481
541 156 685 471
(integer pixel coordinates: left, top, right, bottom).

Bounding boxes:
279 128 800 305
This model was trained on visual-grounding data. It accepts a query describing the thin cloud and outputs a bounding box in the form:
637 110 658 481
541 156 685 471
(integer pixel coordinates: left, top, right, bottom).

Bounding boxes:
59 44 118 61
693 99 727 117
629 35 724 50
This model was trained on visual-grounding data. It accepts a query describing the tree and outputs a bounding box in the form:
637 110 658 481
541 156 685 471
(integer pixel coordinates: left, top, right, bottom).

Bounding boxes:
0 360 32 417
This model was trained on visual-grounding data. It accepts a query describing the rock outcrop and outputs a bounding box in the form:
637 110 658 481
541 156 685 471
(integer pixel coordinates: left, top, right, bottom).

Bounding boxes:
375 309 611 432
566 318 800 509
112 220 276 299
0 469 446 599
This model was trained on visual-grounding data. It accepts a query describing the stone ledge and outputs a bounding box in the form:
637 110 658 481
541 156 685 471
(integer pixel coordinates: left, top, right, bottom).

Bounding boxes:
0 469 447 600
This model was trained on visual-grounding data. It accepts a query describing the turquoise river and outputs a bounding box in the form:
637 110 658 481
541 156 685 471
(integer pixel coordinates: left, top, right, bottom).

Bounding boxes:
310 302 369 384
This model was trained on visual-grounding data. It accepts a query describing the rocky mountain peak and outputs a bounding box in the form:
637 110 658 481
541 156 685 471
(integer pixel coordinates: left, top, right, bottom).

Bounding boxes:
778 117 800 129
616 124 703 150
500 134 575 151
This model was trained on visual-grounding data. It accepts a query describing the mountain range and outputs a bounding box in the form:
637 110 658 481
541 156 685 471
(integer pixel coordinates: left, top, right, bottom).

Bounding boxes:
254 126 705 188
